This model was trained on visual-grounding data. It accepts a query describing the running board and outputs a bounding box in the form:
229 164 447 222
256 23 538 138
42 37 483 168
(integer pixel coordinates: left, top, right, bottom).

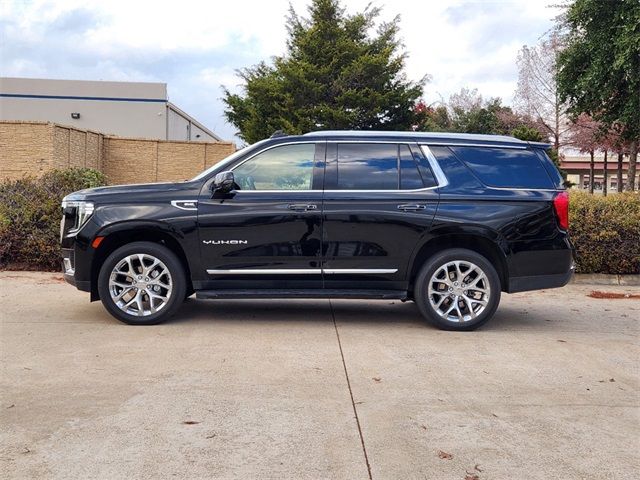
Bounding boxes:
196 289 408 300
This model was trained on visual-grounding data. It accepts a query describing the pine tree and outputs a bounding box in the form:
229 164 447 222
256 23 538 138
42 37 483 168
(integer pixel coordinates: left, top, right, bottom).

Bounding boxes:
223 0 425 143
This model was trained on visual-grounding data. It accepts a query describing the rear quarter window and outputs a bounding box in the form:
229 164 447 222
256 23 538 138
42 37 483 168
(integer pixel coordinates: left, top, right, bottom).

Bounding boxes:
451 147 554 189
534 149 565 189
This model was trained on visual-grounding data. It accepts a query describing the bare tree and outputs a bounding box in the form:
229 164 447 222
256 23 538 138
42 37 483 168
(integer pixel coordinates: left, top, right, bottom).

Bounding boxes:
514 32 572 151
567 114 601 193
448 87 484 113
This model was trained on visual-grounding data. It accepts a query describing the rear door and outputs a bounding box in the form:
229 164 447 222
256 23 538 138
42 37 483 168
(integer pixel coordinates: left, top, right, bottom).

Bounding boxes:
321 142 439 291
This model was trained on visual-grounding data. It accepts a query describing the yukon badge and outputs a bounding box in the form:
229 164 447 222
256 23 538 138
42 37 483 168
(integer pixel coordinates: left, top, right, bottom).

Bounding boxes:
203 240 248 245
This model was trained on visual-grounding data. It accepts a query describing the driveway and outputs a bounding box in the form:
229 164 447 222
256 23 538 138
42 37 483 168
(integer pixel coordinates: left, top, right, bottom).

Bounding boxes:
1 272 638 479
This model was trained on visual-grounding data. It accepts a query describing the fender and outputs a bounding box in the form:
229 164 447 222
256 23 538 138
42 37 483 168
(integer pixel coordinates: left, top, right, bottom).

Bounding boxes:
405 223 512 286
96 219 188 240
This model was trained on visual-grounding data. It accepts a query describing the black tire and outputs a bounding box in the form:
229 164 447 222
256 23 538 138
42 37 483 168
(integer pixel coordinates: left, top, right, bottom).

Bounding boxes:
97 241 186 325
414 248 501 331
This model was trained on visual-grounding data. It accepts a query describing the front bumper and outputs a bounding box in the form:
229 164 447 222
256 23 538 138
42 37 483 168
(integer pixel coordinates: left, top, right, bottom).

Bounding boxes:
61 247 91 292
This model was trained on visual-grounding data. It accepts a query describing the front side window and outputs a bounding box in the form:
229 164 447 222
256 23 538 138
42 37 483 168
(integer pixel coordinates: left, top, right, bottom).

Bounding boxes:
233 143 316 190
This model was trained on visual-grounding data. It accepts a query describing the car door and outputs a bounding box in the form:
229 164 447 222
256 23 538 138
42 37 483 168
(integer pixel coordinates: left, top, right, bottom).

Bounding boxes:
196 141 325 290
322 141 439 291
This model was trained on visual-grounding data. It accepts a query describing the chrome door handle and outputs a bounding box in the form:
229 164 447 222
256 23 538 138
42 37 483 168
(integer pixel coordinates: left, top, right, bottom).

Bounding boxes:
288 204 318 211
397 204 427 212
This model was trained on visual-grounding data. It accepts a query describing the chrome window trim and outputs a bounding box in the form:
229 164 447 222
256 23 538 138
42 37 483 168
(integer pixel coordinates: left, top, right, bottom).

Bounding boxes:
231 140 449 194
486 186 562 192
323 187 438 193
231 190 324 194
206 268 398 275
234 188 438 194
224 140 448 194
419 145 449 189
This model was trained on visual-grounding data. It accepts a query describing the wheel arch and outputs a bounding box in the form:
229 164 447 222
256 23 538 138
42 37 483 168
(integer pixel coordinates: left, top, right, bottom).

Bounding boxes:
408 230 509 294
89 222 193 301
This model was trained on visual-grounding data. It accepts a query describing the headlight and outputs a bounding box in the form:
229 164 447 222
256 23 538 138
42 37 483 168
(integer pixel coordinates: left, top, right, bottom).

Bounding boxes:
61 200 95 232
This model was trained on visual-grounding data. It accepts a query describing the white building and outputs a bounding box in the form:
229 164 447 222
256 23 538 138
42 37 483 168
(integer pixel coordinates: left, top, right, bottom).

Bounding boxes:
0 77 222 142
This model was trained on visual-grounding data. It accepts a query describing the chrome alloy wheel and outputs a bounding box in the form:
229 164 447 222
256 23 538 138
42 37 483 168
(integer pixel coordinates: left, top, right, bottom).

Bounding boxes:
427 260 490 323
108 254 173 317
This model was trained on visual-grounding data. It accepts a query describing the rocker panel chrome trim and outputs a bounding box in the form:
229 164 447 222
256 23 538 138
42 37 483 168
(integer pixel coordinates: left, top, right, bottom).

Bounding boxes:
206 268 398 275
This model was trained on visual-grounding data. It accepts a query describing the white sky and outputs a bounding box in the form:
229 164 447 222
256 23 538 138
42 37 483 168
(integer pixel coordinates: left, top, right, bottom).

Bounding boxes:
0 0 562 141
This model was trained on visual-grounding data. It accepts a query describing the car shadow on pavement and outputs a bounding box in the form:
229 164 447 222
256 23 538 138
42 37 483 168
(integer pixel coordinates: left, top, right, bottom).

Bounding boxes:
82 295 623 333
165 298 559 331
165 297 428 327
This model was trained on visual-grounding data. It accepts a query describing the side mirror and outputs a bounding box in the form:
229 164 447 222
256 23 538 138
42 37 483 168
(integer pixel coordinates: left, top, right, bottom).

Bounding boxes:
212 171 235 194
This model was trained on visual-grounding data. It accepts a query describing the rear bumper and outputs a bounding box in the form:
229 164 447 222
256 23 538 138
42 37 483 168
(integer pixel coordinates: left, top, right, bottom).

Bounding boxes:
507 263 575 293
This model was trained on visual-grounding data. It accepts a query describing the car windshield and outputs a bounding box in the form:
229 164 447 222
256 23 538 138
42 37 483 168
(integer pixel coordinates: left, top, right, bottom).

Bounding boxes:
190 139 270 181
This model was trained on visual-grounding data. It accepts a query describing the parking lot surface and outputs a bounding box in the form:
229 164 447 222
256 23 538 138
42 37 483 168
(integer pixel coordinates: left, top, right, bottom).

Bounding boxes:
1 271 639 479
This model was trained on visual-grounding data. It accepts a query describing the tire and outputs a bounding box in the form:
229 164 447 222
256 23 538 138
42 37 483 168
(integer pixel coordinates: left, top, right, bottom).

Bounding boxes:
97 241 187 325
414 248 501 331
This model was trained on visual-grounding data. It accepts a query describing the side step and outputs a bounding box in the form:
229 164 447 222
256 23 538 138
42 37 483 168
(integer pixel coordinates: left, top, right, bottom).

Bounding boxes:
196 289 408 300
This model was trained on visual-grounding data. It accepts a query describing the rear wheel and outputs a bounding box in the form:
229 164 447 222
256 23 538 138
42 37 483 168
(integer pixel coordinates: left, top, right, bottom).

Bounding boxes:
414 248 500 331
98 242 186 325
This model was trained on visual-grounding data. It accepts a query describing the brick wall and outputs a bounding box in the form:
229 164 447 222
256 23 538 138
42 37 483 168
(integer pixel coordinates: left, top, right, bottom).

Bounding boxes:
0 122 56 178
0 121 235 184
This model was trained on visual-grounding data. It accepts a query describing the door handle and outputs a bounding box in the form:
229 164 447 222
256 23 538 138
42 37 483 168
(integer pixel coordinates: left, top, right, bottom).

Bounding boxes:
288 204 318 211
397 204 427 212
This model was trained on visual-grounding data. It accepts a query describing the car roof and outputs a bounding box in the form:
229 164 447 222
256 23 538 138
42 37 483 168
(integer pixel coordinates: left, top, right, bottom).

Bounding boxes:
298 130 550 148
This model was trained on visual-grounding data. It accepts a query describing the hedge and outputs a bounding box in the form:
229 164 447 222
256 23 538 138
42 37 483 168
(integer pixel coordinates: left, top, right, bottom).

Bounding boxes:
0 168 107 270
0 169 638 274
569 190 640 274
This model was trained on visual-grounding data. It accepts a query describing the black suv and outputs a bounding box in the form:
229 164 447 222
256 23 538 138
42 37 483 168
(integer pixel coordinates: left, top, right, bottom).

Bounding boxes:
60 131 574 330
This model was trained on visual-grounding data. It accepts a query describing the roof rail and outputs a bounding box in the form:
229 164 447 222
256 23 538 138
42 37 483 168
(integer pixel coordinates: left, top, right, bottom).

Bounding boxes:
302 130 527 144
270 130 288 139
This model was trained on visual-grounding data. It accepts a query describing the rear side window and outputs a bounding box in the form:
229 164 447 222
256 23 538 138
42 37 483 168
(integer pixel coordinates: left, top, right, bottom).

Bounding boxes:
535 149 564 189
451 147 554 189
337 143 398 190
334 143 434 190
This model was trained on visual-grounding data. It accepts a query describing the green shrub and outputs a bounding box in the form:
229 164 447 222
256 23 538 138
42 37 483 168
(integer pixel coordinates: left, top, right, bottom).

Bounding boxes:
0 168 107 271
569 191 640 274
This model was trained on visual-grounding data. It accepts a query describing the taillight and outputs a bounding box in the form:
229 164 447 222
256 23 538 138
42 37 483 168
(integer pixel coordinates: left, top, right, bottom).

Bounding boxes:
553 191 569 231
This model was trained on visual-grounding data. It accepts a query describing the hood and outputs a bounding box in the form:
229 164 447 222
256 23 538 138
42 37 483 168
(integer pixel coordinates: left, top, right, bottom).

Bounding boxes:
63 180 202 203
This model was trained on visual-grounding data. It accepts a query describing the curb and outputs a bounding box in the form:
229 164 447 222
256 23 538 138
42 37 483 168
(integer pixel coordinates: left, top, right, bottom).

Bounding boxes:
571 273 640 286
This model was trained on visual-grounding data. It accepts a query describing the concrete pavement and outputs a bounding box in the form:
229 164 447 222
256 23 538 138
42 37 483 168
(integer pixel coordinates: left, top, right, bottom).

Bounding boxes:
1 271 638 479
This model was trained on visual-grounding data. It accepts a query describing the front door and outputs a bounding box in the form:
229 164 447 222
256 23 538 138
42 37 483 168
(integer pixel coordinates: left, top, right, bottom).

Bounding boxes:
197 142 324 290
322 142 439 291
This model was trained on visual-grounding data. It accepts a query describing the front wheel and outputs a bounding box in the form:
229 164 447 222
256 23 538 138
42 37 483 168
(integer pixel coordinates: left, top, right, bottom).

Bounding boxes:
97 242 186 325
414 249 501 331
